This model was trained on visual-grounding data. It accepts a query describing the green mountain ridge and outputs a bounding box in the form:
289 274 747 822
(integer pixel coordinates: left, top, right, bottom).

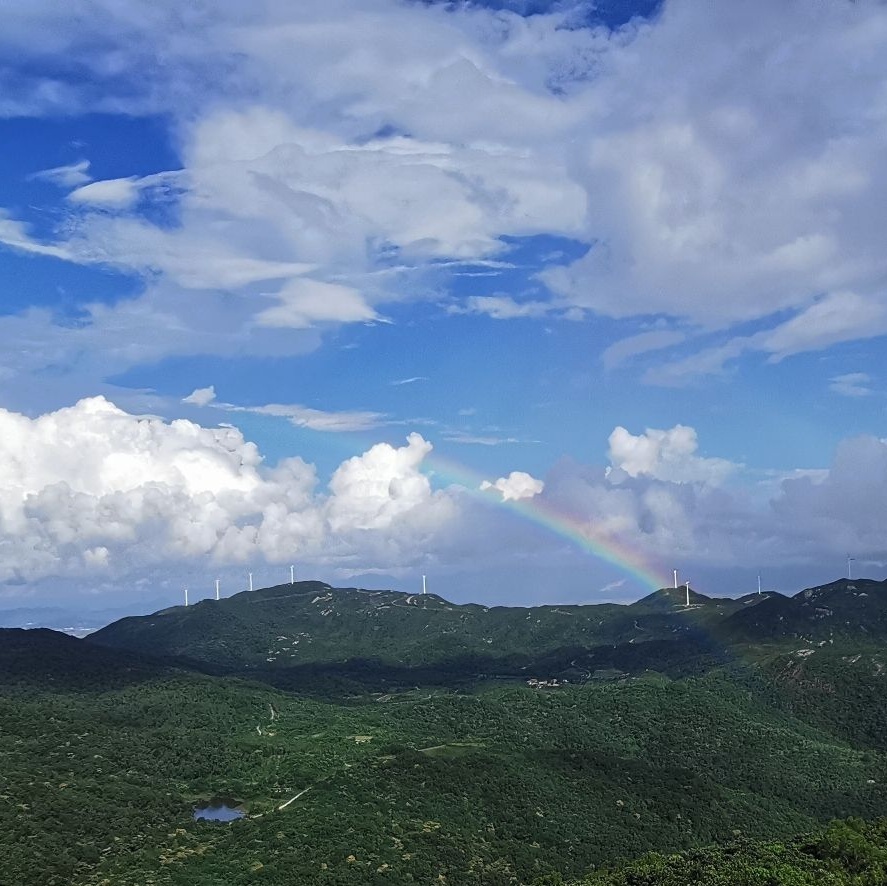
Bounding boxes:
85 579 753 663
84 577 887 694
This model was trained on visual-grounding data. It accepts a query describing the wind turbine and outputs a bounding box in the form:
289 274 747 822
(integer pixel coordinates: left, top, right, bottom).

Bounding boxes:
684 580 690 608
184 587 189 607
757 573 762 596
673 569 678 590
215 579 220 601
290 564 295 585
847 555 855 580
248 571 253 592
422 574 427 595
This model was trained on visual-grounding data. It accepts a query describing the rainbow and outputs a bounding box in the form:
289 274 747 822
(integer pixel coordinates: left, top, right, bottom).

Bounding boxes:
424 453 668 594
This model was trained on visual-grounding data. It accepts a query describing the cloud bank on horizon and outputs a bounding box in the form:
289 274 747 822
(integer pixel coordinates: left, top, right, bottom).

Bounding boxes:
0 0 886 604
1 397 886 604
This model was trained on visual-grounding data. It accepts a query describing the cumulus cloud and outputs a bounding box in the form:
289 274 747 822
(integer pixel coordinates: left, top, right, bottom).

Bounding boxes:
327 433 435 531
182 386 217 406
771 436 887 559
607 425 736 485
4 400 887 599
0 398 452 585
541 2 887 333
481 471 544 501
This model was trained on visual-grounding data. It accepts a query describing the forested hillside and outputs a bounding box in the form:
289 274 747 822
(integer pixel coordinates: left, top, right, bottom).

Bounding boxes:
5 578 887 884
575 817 887 885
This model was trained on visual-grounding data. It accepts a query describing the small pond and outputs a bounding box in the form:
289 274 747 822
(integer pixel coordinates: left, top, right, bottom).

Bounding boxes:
193 803 244 822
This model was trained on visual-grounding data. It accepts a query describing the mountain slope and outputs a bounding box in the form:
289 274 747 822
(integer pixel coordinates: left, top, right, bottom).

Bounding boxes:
9 576 887 885
87 580 770 682
722 578 887 642
6 629 887 886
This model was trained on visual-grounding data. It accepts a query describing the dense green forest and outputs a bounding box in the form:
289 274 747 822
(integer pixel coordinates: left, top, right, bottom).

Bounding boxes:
4 578 887 884
577 818 887 885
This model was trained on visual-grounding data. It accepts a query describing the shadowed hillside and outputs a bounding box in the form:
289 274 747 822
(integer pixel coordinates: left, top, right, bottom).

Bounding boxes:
87 579 766 676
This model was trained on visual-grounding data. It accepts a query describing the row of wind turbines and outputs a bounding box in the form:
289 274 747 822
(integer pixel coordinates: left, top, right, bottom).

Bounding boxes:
181 558 864 609
672 555 862 609
182 565 298 607
183 567 432 607
671 567 764 608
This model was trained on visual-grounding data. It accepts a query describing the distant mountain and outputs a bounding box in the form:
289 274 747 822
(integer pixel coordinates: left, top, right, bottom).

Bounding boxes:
721 578 887 642
86 579 764 683
0 598 173 635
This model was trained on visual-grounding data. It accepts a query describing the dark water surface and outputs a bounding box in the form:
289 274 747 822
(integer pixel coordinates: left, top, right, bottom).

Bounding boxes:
193 804 244 822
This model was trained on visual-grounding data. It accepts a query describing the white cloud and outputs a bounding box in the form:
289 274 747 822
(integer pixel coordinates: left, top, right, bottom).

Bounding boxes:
225 401 387 432
5 399 887 598
0 0 885 383
442 430 525 446
30 159 91 188
601 329 687 370
646 291 887 385
481 471 544 501
0 214 73 261
0 397 454 584
256 278 381 328
607 424 737 485
770 435 887 559
757 291 887 362
0 282 324 416
451 296 554 320
327 433 436 531
182 386 217 406
68 177 140 208
829 372 873 398
540 2 887 337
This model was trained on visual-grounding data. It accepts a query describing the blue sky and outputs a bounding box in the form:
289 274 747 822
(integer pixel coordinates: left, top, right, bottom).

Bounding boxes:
1 0 887 612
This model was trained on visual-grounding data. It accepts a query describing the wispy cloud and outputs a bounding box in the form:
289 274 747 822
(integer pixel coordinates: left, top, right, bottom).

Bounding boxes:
448 296 553 320
602 329 687 370
442 430 534 446
217 401 387 432
29 159 91 188
829 372 873 398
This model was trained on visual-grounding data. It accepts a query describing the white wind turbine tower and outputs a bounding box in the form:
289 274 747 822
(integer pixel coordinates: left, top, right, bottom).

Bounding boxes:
757 573 762 596
422 574 427 595
847 555 855 580
184 587 189 607
684 580 690 608
215 579 220 601
673 569 678 590
248 571 253 592
290 564 295 585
